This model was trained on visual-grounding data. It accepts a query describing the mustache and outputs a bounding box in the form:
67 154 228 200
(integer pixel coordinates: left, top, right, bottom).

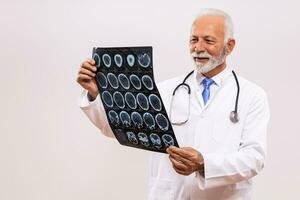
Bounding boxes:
191 52 213 59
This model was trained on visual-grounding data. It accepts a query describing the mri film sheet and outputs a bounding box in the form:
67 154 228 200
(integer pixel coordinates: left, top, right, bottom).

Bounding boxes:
93 46 179 153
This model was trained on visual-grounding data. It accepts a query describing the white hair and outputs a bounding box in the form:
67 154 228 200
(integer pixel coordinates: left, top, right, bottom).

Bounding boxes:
194 8 234 42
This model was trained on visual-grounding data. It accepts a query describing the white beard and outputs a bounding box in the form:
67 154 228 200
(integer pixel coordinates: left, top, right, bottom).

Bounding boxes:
191 46 227 74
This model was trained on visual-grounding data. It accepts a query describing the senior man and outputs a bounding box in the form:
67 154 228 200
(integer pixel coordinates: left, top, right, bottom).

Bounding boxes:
77 8 270 200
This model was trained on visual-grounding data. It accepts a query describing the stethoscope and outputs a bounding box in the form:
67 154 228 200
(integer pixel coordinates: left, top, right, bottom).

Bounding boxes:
169 70 240 125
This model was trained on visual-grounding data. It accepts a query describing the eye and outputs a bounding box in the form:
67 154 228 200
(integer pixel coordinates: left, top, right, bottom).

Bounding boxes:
202 35 216 44
190 38 198 44
205 39 215 44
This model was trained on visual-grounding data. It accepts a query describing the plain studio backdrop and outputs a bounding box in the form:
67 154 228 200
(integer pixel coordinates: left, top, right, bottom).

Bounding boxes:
0 0 300 199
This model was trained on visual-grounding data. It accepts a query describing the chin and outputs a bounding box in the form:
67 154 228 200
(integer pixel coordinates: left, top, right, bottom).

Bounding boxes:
194 63 216 74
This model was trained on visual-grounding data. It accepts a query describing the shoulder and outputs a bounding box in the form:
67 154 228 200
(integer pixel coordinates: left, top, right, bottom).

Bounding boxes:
157 74 186 93
238 76 267 99
155 74 187 103
237 75 269 114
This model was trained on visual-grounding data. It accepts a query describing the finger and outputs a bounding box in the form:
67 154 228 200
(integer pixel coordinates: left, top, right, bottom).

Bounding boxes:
81 61 97 72
169 152 191 166
174 168 190 176
79 68 96 77
169 146 199 163
170 154 199 173
77 74 94 82
87 58 96 65
169 155 188 171
168 146 193 160
170 161 190 176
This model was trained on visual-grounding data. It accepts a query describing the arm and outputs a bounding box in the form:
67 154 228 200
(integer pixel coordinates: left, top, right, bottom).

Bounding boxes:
196 90 270 189
79 90 115 138
167 90 270 189
77 58 115 138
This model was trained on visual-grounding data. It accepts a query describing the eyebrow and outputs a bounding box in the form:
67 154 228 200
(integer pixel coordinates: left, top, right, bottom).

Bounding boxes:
190 35 217 41
203 36 217 41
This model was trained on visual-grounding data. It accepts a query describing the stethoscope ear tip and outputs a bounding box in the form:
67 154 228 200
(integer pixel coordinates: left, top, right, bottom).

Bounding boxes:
230 111 239 123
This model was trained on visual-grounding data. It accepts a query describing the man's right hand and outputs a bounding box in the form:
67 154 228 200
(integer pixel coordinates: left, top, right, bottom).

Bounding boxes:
77 58 99 101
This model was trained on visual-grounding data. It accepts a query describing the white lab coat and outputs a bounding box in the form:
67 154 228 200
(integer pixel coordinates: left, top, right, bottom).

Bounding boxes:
79 67 270 200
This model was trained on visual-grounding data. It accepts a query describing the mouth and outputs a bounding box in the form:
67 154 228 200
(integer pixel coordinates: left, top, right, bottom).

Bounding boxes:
194 57 209 63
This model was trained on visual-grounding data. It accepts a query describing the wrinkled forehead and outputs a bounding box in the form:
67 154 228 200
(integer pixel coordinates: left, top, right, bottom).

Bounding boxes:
190 16 225 39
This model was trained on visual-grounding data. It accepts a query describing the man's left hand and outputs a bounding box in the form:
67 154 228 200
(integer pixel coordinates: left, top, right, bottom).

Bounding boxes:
166 146 204 176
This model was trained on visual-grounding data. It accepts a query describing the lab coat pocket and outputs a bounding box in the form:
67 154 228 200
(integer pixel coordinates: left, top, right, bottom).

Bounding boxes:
148 177 175 200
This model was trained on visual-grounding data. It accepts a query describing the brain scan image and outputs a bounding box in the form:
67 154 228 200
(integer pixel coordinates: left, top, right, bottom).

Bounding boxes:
155 113 169 131
137 93 149 110
93 53 101 68
141 75 153 90
118 74 130 89
101 91 113 108
129 74 142 90
138 132 150 147
119 111 131 127
96 72 108 88
150 133 162 149
127 54 135 67
143 112 155 130
107 73 119 89
149 94 162 111
113 91 125 109
137 53 150 68
126 132 138 145
131 111 143 128
102 54 111 67
108 110 120 126
93 47 178 152
125 92 137 109
162 134 175 147
114 54 123 67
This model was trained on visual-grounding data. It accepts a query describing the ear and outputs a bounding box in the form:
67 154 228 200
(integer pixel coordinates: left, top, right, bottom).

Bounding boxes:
225 39 236 55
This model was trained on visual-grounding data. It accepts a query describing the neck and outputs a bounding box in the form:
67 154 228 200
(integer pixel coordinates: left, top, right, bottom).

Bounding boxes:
202 62 226 78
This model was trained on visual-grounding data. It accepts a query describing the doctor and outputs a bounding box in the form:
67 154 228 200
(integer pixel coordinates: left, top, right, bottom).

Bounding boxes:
77 8 270 200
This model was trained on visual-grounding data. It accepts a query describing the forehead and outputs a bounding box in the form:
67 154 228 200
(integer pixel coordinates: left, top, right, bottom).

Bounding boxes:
191 16 225 39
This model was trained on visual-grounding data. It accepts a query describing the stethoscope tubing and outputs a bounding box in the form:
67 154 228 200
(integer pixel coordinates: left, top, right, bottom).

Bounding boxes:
171 69 240 124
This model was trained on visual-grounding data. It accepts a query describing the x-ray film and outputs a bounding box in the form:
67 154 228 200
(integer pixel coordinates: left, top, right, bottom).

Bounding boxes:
93 46 179 153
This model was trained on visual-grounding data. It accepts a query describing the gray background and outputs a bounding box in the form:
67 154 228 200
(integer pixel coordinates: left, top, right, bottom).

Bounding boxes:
1 0 299 199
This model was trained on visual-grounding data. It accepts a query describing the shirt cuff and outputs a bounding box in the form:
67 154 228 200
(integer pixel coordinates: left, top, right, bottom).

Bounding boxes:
78 90 101 109
195 152 225 190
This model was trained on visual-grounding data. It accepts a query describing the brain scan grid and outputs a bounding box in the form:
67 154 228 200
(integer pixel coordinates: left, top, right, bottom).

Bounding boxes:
93 46 179 153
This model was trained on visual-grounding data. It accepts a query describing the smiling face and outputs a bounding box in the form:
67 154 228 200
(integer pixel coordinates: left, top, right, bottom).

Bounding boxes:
190 15 235 77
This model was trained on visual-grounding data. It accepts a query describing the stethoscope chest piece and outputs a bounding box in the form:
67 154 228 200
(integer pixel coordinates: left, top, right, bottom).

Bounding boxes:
230 111 239 123
170 69 241 125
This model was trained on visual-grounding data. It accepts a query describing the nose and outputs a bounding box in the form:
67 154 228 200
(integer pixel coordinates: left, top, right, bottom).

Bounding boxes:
192 40 205 53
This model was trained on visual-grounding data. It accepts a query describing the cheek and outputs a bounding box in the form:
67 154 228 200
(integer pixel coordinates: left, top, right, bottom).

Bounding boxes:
207 47 220 57
189 45 195 53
